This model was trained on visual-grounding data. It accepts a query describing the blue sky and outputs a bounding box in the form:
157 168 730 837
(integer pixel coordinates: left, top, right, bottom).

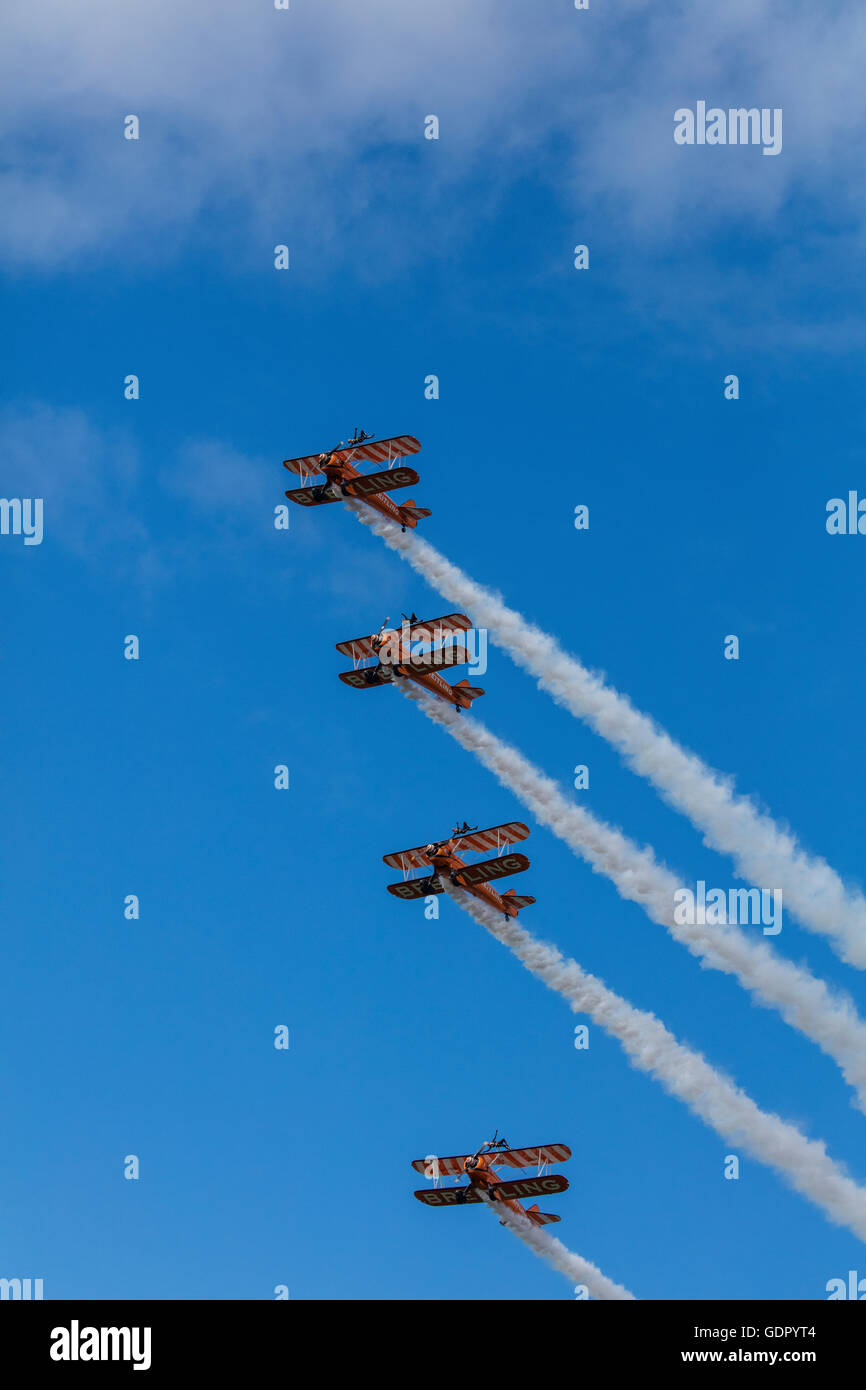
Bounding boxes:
2 2 866 1300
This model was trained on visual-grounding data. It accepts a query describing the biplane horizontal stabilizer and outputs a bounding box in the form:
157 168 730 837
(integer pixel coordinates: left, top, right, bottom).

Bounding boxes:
454 680 485 701
501 890 536 910
527 1209 560 1226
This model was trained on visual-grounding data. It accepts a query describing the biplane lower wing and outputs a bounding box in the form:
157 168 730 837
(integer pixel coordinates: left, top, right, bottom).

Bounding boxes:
285 467 420 507
284 484 343 508
414 1186 484 1207
387 876 443 901
494 1174 569 1201
411 1144 571 1177
342 466 419 500
413 1174 568 1207
338 667 393 690
454 852 530 889
405 644 470 670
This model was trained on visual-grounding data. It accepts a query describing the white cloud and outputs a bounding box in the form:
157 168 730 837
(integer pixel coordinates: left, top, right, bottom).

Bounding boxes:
0 402 148 556
0 403 410 609
2 0 864 274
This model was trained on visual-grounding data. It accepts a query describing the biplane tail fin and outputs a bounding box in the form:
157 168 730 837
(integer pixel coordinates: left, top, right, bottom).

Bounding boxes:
524 1203 561 1227
454 678 485 704
398 500 433 528
501 888 536 912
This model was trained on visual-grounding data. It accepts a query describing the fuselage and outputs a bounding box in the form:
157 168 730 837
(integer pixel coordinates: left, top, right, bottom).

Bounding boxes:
425 839 520 916
398 665 473 709
463 1152 543 1226
371 634 475 710
320 455 413 528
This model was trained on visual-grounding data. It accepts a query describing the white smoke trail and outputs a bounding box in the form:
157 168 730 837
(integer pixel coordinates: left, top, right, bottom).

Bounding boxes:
347 502 866 969
440 877 866 1244
396 680 866 1113
477 1191 635 1300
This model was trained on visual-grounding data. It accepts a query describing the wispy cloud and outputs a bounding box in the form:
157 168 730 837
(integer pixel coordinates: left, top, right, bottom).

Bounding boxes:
0 403 409 615
3 0 865 294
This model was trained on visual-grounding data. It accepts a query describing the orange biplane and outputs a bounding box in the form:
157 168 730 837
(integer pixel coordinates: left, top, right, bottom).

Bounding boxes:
336 612 485 711
412 1133 571 1228
383 819 535 918
282 429 431 531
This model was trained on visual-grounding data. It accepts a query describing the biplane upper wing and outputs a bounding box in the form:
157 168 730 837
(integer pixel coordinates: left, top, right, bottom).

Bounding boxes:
337 643 470 674
282 434 421 477
336 614 472 662
487 1144 572 1170
411 1154 475 1178
383 844 434 871
452 822 531 856
411 1144 571 1177
404 613 472 645
382 820 529 872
